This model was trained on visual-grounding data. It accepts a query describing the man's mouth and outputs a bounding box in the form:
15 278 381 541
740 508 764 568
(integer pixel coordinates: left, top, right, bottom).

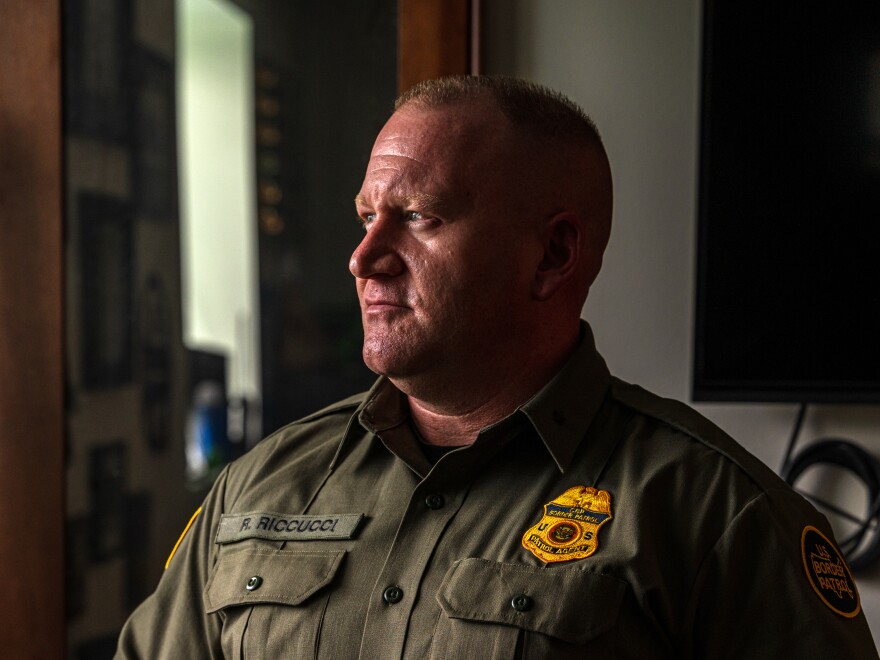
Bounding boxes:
362 293 409 313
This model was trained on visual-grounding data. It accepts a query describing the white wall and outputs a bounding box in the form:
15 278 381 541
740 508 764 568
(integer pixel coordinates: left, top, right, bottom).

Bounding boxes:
484 0 880 640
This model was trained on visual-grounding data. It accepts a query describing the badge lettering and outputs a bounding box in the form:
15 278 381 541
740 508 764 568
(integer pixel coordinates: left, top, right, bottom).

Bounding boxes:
522 486 613 563
216 512 363 544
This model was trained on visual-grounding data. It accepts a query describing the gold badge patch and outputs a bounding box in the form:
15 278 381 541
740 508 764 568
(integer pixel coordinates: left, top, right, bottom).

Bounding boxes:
522 486 613 563
801 525 861 618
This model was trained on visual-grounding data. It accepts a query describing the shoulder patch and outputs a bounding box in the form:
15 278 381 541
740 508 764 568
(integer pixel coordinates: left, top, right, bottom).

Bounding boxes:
801 525 861 618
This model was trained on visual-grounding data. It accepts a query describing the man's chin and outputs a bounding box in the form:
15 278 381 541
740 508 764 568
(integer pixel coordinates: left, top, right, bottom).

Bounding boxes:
362 353 402 379
362 347 420 381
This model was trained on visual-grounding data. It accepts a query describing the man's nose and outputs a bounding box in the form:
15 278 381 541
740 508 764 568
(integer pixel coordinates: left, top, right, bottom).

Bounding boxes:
349 218 405 279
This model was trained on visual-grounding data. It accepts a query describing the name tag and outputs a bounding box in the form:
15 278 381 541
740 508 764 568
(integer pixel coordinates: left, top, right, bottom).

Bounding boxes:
215 512 364 544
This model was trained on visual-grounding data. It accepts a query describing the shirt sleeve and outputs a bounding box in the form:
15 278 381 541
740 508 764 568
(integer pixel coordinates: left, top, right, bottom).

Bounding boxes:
114 465 230 659
681 486 879 659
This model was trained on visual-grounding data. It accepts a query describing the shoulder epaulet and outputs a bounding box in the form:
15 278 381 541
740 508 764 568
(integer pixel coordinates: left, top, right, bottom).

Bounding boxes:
288 391 368 426
231 391 369 469
610 378 727 444
609 377 783 492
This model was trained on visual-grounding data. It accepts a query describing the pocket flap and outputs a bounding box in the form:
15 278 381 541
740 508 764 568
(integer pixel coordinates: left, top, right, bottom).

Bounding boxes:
203 547 345 613
437 558 626 644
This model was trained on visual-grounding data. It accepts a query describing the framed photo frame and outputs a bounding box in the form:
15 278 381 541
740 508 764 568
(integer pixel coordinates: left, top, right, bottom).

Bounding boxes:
88 442 127 562
140 271 172 452
132 47 178 221
124 492 153 608
79 193 134 390
65 515 89 620
64 0 133 143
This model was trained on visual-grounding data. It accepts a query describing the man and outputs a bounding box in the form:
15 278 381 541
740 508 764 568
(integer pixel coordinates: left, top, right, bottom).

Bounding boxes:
117 76 878 658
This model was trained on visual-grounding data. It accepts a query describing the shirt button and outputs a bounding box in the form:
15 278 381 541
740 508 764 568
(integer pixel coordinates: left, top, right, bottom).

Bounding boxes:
383 585 404 604
246 576 263 592
510 594 533 612
425 493 445 510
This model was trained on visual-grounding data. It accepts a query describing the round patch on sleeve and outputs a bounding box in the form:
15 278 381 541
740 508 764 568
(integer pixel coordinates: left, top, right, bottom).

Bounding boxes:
801 525 861 618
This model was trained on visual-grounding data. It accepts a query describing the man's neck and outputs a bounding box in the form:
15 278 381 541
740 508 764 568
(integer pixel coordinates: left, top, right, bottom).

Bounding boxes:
403 325 583 446
406 395 506 447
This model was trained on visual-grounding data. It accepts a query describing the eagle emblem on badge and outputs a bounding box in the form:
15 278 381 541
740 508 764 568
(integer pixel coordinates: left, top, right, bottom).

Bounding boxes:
522 486 613 563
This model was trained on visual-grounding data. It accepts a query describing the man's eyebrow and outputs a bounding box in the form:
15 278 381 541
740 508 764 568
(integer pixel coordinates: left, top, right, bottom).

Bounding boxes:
354 192 446 211
405 192 445 210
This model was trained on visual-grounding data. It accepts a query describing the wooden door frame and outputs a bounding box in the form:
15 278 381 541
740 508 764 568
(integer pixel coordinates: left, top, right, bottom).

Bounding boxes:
398 0 480 93
0 1 65 657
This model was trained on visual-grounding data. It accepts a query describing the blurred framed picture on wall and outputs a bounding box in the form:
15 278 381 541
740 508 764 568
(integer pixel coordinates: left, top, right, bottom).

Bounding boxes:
79 193 134 390
63 0 132 143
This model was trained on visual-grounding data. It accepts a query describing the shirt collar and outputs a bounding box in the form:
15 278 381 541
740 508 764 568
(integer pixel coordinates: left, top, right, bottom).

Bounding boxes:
332 321 610 474
329 373 412 471
518 321 611 473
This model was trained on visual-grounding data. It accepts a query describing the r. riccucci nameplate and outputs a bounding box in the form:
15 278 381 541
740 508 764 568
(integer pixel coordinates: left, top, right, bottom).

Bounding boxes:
215 512 364 544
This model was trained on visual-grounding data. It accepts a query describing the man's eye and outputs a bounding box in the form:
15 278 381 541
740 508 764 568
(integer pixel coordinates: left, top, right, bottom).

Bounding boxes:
358 213 376 230
405 210 433 224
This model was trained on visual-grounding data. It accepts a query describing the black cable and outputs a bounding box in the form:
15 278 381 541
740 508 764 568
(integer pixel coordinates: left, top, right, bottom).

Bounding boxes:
780 410 880 572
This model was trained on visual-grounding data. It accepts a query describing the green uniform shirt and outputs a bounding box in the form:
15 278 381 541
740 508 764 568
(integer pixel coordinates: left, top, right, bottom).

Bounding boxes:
116 324 878 658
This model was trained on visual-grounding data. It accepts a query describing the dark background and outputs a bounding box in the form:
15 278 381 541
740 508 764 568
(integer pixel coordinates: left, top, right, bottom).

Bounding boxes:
695 1 880 402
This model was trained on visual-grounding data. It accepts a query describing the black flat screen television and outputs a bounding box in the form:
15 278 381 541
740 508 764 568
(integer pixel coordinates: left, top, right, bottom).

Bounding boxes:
694 1 880 402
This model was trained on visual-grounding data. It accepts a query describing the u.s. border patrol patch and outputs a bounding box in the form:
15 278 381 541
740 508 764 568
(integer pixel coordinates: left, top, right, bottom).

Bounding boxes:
801 525 861 618
522 486 612 563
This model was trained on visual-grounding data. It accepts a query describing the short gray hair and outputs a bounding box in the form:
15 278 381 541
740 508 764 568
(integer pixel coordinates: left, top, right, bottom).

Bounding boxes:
395 75 604 149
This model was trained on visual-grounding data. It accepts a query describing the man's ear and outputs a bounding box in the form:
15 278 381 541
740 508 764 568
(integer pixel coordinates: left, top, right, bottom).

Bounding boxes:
532 212 581 301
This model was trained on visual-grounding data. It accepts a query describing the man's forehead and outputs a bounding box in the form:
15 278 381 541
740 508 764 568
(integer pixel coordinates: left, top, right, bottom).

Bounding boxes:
369 128 426 161
355 103 513 211
357 123 463 204
356 152 437 198
354 152 465 213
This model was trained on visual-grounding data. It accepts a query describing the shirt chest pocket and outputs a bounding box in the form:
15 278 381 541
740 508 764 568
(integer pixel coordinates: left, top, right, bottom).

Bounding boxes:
203 547 345 660
431 558 627 660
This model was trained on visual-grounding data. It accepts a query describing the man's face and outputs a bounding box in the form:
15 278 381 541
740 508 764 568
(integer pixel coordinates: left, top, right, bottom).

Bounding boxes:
350 103 540 385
